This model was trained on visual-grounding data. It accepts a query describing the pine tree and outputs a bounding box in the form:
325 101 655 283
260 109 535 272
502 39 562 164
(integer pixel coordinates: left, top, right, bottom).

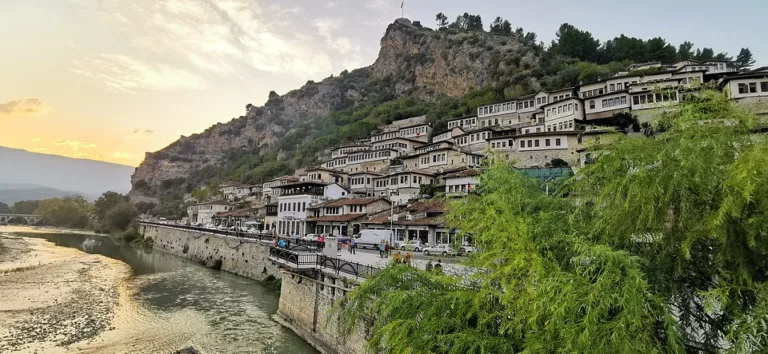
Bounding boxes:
435 13 448 28
735 47 756 70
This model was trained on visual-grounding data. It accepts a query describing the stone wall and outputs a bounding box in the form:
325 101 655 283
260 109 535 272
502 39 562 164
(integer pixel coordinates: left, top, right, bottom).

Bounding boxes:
277 271 368 354
139 224 281 281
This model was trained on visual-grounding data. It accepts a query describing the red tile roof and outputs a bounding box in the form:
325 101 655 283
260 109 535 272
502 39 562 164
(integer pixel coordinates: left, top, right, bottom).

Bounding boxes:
405 199 447 213
310 197 389 209
397 216 446 227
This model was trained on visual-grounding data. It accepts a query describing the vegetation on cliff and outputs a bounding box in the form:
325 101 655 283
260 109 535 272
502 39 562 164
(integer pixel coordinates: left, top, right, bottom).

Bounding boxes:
9 192 139 233
131 15 752 217
336 93 768 353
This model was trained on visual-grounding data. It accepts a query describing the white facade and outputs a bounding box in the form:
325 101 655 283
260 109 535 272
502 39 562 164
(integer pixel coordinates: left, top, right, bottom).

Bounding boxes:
276 183 347 236
630 90 680 110
454 129 492 153
196 202 231 225
349 172 380 195
517 135 569 151
373 172 435 205
477 101 517 119
322 149 397 169
585 92 631 115
725 77 768 99
371 137 424 151
445 176 480 196
331 145 369 158
371 124 431 143
542 98 584 132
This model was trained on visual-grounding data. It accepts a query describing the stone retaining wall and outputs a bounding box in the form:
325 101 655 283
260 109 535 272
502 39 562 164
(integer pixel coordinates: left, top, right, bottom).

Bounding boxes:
139 223 281 281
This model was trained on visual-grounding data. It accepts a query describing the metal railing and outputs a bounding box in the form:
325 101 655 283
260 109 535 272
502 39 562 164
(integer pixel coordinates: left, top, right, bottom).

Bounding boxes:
139 221 323 252
268 246 380 279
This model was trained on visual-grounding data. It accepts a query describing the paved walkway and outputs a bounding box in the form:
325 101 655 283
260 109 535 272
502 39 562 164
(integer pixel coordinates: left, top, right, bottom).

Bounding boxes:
332 246 465 274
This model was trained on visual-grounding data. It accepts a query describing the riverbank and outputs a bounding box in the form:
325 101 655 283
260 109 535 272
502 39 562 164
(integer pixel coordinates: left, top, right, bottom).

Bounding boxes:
0 235 130 353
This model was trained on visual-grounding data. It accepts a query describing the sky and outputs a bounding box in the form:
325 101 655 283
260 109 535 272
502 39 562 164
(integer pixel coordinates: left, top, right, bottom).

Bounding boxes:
1 0 765 167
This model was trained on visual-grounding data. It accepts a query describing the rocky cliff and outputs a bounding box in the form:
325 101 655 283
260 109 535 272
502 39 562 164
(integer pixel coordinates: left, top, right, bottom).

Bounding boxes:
130 18 542 199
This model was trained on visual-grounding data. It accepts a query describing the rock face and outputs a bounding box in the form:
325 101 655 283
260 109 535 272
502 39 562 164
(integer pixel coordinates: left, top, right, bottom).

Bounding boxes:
130 19 538 197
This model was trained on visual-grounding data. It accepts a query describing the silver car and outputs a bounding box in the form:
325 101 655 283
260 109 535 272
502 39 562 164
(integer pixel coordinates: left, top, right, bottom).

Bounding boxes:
422 244 454 256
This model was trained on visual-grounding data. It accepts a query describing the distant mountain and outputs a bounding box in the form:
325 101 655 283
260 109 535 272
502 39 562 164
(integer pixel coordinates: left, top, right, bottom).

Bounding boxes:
0 185 99 205
0 147 134 199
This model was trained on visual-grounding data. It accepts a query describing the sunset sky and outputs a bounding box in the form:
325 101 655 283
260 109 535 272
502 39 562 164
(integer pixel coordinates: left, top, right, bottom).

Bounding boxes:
1 0 765 167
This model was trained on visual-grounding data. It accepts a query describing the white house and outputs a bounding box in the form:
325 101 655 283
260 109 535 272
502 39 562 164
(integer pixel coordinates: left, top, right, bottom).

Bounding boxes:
372 170 436 205
447 115 478 130
476 100 519 127
193 200 232 226
584 92 632 120
453 127 493 153
262 175 299 203
432 127 465 143
720 67 768 100
443 169 481 196
275 181 348 236
306 197 391 236
349 171 382 196
541 97 585 132
331 145 370 159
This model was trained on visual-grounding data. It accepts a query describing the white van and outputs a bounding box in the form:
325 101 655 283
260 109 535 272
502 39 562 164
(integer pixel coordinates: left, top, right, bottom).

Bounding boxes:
354 229 394 249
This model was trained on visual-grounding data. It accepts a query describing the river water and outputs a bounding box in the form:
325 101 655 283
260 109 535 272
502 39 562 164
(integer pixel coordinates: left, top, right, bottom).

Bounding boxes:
5 229 318 354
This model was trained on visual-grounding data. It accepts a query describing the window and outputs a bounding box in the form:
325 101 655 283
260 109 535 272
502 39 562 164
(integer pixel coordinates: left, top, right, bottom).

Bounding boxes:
521 140 526 148
547 125 551 132
609 83 615 91
633 96 640 105
617 83 623 90
639 95 646 104
534 140 540 147
569 121 574 129
621 96 627 105
762 82 768 92
558 106 562 114
555 138 561 146
589 100 595 109
750 82 757 93
568 103 573 111
545 139 551 146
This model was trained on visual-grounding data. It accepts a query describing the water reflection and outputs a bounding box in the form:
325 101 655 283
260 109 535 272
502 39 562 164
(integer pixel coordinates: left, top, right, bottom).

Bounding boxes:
10 231 318 354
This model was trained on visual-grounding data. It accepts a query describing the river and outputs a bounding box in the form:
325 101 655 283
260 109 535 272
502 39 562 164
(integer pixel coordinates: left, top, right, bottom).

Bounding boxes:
0 226 318 354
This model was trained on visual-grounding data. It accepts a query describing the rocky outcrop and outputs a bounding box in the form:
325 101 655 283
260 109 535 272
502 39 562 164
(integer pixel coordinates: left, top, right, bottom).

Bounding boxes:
130 18 539 197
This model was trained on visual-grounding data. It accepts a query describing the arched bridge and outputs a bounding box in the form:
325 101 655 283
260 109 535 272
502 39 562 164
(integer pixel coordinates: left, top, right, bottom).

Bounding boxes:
0 214 43 224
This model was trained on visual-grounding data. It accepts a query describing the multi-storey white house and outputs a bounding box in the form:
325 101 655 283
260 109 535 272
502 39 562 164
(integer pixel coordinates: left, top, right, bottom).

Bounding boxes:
349 171 382 196
402 147 483 172
262 175 299 203
303 167 348 186
476 100 519 127
431 127 465 143
321 149 398 173
372 170 436 205
541 98 584 132
453 127 493 153
331 145 370 158
191 200 232 226
274 181 348 236
370 121 431 143
371 137 426 152
443 169 481 196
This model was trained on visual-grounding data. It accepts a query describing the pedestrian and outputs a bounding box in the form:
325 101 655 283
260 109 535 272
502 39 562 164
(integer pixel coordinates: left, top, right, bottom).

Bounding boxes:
350 238 356 255
393 252 403 264
272 237 278 247
434 259 443 273
425 260 433 272
318 234 325 249
385 241 391 258
278 238 285 248
379 241 386 258
404 252 412 265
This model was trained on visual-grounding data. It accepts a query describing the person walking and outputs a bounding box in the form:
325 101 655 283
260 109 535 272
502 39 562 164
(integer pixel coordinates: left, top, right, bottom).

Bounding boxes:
385 241 391 258
350 239 357 254
379 241 386 258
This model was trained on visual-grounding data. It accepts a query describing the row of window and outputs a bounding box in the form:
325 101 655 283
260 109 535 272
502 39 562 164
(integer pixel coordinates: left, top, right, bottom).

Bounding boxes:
679 76 701 85
349 205 364 213
518 99 536 110
400 126 428 137
447 117 477 128
279 201 307 213
373 142 408 150
589 96 628 110
520 138 562 148
490 139 514 149
347 150 393 162
456 131 489 146
332 147 368 157
548 120 574 132
737 81 768 94
545 102 579 117
478 102 515 116
350 177 373 185
419 152 447 165
582 80 639 98
447 184 473 193
325 207 341 215
415 144 444 154
632 91 678 105
480 118 501 127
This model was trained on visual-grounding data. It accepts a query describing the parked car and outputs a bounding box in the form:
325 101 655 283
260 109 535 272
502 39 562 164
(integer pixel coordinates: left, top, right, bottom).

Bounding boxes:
303 234 319 241
422 244 454 256
246 228 260 234
396 240 425 252
458 245 477 255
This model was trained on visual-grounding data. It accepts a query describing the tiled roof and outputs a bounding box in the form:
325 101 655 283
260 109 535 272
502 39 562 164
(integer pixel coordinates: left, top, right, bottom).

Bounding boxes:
215 208 254 217
270 175 299 182
398 216 446 227
310 197 389 209
406 199 447 213
307 214 367 222
220 181 248 187
443 169 482 179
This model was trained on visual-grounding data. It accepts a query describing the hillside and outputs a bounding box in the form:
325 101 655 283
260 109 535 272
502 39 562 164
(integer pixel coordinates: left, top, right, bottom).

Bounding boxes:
0 183 97 205
0 147 133 196
129 17 740 214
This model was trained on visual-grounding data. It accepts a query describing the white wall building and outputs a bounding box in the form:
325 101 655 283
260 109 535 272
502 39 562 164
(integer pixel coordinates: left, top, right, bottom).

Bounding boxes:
275 182 348 236
447 116 477 130
720 68 768 100
443 169 481 196
194 200 232 226
541 98 584 132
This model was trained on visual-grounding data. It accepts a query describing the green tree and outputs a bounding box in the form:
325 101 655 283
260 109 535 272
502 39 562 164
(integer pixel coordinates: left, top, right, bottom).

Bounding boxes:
551 23 600 62
694 47 715 60
336 91 768 353
735 47 755 70
191 187 209 202
105 202 139 231
489 17 512 36
450 13 483 31
0 202 10 213
11 200 40 214
435 12 448 28
94 191 128 223
135 201 157 215
678 41 694 60
35 196 91 228
644 37 677 63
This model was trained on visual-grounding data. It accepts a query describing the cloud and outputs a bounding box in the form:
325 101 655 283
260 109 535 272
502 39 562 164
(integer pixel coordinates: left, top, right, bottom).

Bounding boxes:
55 140 98 151
0 98 48 116
313 17 363 65
70 54 206 94
112 151 138 159
70 0 335 91
127 129 155 139
30 137 42 143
